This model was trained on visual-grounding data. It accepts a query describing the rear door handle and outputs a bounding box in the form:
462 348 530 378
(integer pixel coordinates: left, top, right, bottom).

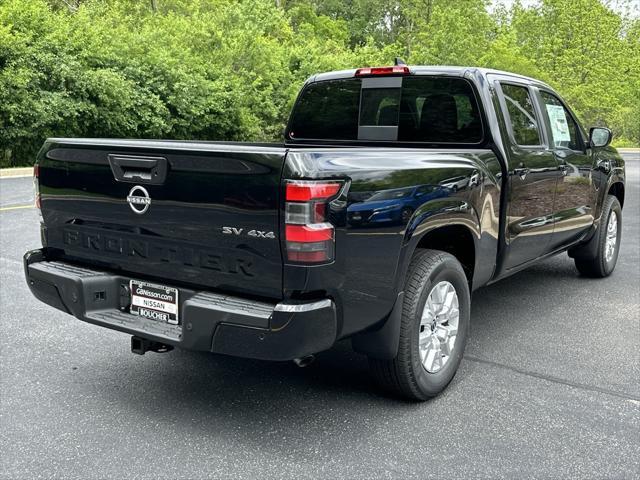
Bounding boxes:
108 154 168 185
513 167 530 179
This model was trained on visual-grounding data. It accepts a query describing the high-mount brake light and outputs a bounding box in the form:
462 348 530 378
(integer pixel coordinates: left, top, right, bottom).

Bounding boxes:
355 66 410 77
284 180 343 264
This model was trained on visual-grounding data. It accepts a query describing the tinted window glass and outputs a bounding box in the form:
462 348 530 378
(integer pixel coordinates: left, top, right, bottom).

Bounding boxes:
399 77 482 142
288 79 360 140
500 84 541 145
360 88 401 126
288 76 482 143
540 91 583 150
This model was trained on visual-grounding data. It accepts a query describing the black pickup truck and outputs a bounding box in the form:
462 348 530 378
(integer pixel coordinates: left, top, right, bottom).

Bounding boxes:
24 65 625 400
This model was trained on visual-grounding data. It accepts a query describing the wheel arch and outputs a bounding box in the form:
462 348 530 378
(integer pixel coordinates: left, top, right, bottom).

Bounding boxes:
397 208 481 292
353 216 478 361
608 181 624 209
352 195 488 362
413 224 476 285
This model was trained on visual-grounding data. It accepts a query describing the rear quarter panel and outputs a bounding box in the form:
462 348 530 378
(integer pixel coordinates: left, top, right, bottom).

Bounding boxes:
283 148 502 338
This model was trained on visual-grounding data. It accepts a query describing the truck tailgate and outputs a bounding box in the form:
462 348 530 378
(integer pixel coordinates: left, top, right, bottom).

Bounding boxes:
37 139 286 299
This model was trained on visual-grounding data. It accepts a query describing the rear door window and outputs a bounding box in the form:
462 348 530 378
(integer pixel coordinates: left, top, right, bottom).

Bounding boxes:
288 76 483 144
499 83 542 146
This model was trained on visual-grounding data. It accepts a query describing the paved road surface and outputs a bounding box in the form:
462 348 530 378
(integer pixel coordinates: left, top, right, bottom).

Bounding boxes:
1 152 638 479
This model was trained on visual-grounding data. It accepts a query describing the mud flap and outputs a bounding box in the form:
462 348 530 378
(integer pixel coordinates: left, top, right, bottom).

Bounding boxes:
351 291 404 360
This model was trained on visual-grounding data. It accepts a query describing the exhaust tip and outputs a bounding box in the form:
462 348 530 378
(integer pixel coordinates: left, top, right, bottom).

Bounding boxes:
293 355 315 368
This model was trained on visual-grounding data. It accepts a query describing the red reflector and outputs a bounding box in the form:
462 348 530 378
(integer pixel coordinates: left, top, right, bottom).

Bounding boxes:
33 164 39 178
287 250 329 262
355 66 410 77
286 224 333 243
286 182 341 202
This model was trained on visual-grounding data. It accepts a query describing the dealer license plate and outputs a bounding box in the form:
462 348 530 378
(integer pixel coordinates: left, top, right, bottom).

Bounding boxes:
129 280 179 325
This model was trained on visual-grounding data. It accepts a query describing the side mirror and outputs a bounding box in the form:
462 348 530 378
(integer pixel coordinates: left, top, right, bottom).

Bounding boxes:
589 127 612 148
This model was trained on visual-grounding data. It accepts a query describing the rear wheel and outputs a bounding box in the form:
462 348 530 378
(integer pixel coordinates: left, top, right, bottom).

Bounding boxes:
368 249 470 401
573 194 622 278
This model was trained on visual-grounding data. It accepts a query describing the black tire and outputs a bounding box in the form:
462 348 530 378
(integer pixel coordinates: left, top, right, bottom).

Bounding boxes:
573 195 622 278
369 249 470 401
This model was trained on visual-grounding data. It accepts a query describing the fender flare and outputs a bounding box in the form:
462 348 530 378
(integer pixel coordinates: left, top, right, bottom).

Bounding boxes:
352 204 480 360
569 171 625 259
393 201 482 294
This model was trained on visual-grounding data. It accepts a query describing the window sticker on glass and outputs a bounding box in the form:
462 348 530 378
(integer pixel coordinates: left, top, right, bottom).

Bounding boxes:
546 104 571 142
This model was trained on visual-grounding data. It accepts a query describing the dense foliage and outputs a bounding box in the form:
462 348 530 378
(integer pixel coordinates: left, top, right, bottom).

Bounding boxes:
0 0 638 166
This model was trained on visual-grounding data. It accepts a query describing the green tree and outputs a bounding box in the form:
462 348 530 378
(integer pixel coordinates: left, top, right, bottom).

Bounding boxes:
0 0 637 167
509 0 637 140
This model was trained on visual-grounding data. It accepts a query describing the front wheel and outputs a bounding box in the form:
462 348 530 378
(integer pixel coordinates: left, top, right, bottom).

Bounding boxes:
572 194 622 278
368 249 470 401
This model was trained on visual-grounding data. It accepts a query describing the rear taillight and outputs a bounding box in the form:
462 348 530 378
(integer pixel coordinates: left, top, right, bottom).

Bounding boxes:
355 66 410 77
33 164 41 211
285 180 342 264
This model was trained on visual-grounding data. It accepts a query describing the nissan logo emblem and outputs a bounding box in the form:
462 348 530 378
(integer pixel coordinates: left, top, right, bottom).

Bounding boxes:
126 185 151 214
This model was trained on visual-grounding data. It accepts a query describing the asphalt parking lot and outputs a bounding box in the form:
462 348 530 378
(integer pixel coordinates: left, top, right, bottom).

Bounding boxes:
1 152 639 479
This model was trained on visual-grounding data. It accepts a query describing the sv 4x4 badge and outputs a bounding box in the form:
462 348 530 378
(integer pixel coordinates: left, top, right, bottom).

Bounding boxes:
222 227 276 239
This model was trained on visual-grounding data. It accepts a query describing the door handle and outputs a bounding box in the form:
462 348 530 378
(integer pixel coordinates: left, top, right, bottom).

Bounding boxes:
108 154 168 185
513 167 530 179
558 164 568 176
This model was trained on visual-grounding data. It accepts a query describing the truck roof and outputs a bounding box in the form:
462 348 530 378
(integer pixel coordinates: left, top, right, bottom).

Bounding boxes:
307 66 551 89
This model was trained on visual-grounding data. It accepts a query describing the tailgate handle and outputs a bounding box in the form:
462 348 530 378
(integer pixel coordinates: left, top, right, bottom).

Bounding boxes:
108 154 168 185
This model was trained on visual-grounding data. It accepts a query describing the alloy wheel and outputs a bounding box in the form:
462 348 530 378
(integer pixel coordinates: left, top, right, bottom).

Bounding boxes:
419 281 459 373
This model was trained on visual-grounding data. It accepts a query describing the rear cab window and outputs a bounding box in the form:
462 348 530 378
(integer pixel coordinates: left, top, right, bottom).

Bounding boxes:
287 75 484 145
